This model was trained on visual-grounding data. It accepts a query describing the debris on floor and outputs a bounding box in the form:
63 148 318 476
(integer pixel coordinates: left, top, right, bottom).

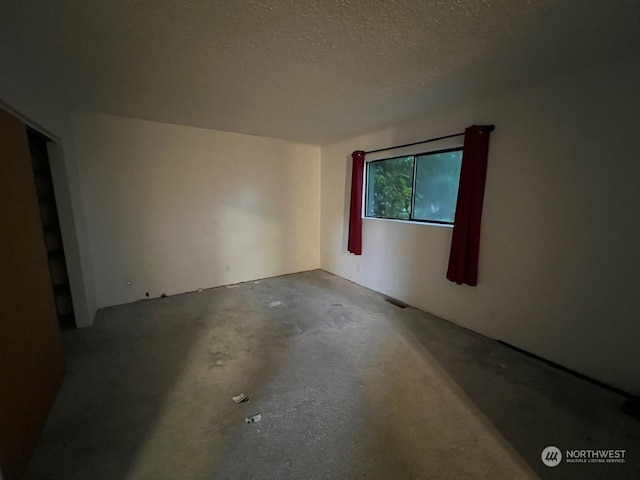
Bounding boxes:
245 413 262 424
161 293 167 298
226 285 239 289
197 288 203 293
232 393 250 404
332 303 343 307
384 297 409 309
254 281 260 284
269 301 282 308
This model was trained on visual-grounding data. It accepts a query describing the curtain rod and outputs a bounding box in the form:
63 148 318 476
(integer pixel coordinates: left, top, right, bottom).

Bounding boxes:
364 125 495 155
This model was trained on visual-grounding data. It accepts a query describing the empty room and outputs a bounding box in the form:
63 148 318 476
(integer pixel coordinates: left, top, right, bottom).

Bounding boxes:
1 1 640 479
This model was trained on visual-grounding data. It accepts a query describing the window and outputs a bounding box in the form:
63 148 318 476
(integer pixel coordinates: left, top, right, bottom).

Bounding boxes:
365 148 463 224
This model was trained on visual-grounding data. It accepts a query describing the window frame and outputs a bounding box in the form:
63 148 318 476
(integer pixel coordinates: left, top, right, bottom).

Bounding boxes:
364 146 463 226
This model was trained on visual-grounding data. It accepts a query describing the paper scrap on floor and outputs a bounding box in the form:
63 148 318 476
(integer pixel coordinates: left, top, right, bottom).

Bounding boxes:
245 413 262 424
232 393 249 404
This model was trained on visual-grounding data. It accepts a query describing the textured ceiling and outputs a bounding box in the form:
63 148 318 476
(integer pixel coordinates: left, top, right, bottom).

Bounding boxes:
1 0 639 144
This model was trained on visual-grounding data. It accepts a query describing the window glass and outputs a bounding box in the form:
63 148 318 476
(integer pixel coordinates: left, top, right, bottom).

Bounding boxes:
364 148 462 224
365 156 414 220
413 150 462 223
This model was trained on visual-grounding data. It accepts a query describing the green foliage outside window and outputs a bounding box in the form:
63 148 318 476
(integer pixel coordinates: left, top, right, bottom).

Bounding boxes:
365 150 462 224
366 156 414 219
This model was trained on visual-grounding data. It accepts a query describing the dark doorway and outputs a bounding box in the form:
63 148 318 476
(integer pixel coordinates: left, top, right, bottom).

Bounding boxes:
27 128 76 330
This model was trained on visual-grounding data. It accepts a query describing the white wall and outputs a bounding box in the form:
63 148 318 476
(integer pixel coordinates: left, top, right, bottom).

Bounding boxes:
71 112 321 308
321 56 640 395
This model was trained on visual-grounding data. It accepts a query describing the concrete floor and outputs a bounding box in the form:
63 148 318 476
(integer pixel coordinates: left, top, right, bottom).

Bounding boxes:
27 270 639 479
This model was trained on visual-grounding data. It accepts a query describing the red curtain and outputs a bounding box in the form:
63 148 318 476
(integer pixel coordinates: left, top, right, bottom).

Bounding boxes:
348 151 365 255
447 125 493 286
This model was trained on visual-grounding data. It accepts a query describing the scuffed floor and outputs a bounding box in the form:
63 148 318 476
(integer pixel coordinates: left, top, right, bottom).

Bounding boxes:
27 270 640 479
